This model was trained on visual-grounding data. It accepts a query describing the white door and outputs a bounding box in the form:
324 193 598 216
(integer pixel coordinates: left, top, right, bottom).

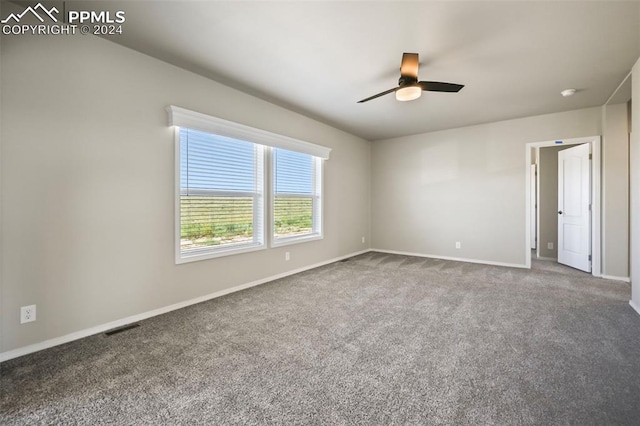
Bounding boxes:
557 144 591 272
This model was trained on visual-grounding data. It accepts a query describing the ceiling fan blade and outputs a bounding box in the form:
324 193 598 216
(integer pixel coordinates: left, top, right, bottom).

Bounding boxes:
357 87 398 103
418 81 464 92
400 53 419 79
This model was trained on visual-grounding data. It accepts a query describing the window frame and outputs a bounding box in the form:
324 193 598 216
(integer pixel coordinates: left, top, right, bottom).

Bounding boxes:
174 130 266 264
270 151 323 247
168 106 331 264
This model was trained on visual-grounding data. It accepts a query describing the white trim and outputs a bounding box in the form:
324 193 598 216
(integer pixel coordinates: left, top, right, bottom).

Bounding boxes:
167 106 331 159
526 147 532 266
372 248 527 269
177 243 267 264
601 275 631 283
272 233 323 248
605 71 632 105
524 136 602 276
0 249 372 363
630 300 640 316
174 128 181 264
535 147 541 259
270 154 324 247
592 138 602 275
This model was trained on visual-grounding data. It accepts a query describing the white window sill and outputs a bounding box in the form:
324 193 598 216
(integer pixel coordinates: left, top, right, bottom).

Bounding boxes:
176 242 266 264
271 233 323 248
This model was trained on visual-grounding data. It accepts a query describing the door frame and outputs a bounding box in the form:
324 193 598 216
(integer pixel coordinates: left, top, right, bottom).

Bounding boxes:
530 163 537 251
524 136 601 276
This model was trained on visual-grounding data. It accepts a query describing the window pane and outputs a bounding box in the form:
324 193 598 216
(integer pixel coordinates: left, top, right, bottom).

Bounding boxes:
273 148 320 241
274 197 313 237
274 148 313 194
181 196 254 251
181 128 256 193
179 127 263 258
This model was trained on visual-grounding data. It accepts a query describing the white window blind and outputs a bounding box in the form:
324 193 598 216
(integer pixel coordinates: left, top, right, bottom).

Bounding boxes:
168 106 329 262
273 148 322 244
179 128 264 261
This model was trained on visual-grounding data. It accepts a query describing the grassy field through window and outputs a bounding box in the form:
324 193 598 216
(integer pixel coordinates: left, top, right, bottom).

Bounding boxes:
180 196 312 251
274 197 313 237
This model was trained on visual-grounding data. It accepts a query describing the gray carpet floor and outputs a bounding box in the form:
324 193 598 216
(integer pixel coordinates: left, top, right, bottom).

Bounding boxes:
1 252 639 425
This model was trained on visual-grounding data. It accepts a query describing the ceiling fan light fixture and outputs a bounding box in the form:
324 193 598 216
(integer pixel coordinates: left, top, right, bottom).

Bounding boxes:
395 86 422 102
357 53 463 103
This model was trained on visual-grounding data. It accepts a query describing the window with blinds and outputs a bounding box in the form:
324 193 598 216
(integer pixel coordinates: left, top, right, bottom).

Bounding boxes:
168 106 330 263
179 128 264 260
273 148 322 244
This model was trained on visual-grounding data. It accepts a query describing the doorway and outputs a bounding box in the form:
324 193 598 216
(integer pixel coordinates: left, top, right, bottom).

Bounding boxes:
525 136 601 276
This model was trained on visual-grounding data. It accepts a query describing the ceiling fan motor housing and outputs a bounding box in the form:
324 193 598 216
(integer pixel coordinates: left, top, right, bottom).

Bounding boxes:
398 76 418 87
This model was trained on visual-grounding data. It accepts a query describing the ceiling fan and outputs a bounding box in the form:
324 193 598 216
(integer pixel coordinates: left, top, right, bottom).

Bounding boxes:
358 53 464 103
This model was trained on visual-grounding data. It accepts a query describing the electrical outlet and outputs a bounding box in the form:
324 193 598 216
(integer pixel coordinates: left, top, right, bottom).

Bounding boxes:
455 242 461 249
547 242 554 250
285 251 290 261
362 236 365 244
20 305 36 324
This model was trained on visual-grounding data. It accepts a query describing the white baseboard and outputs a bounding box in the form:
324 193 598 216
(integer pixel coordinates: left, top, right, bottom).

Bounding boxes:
630 300 640 316
0 249 372 363
534 256 557 261
601 274 631 283
371 248 527 269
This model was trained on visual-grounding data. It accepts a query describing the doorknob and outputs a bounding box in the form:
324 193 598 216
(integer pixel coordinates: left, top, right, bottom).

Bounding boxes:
558 211 563 215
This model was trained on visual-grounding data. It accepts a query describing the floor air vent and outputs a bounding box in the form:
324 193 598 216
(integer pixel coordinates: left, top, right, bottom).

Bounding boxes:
105 323 140 336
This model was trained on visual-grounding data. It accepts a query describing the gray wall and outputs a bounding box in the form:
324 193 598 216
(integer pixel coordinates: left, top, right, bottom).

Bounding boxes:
602 103 630 279
537 146 572 259
1 34 371 353
371 108 602 267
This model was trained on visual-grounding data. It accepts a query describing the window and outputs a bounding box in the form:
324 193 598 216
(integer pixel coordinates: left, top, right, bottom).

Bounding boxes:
168 106 331 264
273 148 322 244
178 128 264 261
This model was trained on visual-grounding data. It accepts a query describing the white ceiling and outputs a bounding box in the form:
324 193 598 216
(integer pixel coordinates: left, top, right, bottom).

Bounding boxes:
85 1 639 140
